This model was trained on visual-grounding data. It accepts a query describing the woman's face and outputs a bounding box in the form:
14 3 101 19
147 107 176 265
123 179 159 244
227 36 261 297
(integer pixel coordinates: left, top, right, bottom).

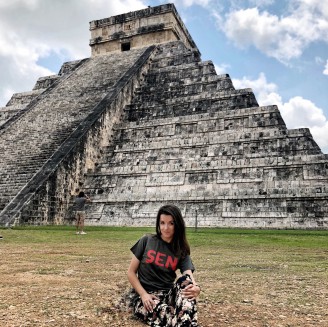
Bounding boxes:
159 213 175 243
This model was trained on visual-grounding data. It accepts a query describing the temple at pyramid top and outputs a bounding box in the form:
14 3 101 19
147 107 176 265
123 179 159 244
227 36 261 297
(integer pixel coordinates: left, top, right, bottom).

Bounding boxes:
89 3 199 56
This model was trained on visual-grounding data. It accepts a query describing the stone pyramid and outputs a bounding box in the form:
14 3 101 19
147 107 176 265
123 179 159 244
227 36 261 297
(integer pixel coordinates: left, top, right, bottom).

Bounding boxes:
0 3 327 228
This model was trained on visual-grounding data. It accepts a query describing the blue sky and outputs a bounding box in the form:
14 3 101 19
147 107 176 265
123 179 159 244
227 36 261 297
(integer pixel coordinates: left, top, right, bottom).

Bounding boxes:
0 0 327 152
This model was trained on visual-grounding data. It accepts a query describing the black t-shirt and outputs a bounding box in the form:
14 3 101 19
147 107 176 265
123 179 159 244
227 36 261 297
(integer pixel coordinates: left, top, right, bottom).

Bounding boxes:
130 234 195 292
75 197 87 211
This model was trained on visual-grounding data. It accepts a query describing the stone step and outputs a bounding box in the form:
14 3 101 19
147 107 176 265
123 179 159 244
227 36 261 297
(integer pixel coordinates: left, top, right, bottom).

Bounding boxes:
0 175 32 183
83 182 328 205
150 50 201 68
58 59 87 76
0 104 27 127
84 169 328 194
109 132 317 156
82 198 327 227
32 75 61 90
137 76 234 95
0 103 26 113
92 156 328 180
148 58 215 72
152 44 200 59
144 62 218 81
130 86 255 104
119 105 282 128
126 90 259 121
112 124 288 144
6 89 44 107
133 78 235 100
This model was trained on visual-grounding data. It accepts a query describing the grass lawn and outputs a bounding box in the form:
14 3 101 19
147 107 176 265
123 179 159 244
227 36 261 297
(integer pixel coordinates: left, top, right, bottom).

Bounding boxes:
0 226 327 326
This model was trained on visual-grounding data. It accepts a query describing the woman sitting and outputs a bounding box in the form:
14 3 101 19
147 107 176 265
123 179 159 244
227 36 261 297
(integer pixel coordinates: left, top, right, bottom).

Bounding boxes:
127 204 201 326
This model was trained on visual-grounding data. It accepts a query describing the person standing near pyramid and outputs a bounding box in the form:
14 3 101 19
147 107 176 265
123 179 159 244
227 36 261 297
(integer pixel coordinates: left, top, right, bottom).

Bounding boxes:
74 191 91 235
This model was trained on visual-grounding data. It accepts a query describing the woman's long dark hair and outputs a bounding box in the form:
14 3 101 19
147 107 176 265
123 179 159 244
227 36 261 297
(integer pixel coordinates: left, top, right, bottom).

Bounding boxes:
156 204 190 257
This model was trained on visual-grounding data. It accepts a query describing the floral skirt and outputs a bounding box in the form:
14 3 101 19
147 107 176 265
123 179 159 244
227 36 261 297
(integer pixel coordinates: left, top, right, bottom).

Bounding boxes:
127 274 198 327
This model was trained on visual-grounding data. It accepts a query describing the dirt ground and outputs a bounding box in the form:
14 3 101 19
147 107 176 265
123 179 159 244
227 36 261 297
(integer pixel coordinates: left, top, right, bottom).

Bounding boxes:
0 228 327 327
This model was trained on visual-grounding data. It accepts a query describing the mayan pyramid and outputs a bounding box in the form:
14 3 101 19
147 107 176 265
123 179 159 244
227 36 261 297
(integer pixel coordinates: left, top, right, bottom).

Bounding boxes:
0 3 327 228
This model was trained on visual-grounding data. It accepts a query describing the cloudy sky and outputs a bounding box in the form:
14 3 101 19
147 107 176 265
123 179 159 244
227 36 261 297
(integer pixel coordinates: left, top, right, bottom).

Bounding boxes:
1 0 327 153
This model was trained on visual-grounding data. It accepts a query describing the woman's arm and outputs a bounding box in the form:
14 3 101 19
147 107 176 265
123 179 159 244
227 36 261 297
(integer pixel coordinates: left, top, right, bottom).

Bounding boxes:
127 255 158 312
127 255 147 297
182 269 201 300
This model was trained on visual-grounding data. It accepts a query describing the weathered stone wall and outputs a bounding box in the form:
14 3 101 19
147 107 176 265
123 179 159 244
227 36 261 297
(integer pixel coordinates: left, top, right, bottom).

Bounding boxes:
91 29 179 55
89 4 199 56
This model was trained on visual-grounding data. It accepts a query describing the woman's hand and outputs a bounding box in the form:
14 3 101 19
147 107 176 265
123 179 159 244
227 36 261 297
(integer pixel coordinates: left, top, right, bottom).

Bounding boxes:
182 284 201 300
141 293 159 313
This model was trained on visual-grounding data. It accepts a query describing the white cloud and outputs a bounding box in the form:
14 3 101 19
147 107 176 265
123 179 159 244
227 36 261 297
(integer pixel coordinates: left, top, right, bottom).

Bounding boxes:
214 63 230 74
310 122 328 153
232 72 281 106
233 73 328 153
0 0 146 107
220 0 328 63
170 0 211 7
315 56 324 64
249 0 274 6
282 97 328 153
0 28 53 106
282 96 326 127
324 60 328 75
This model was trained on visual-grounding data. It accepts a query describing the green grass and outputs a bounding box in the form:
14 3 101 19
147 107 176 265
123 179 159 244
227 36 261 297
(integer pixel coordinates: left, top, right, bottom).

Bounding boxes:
2 225 327 248
1 226 327 272
0 226 327 326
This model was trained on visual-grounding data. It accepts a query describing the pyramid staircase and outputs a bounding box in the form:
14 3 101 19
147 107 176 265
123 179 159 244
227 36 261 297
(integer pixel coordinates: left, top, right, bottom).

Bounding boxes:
0 46 155 225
